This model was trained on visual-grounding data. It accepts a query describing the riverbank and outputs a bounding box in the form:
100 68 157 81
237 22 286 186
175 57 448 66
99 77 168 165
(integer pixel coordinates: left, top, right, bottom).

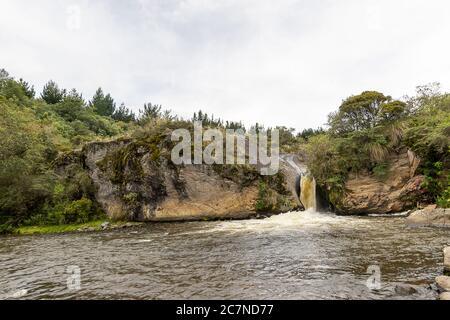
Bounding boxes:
9 212 280 236
11 207 449 236
14 220 143 236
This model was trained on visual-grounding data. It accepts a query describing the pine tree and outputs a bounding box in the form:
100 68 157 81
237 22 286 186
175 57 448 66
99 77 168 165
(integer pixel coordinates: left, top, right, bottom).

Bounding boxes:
113 103 136 122
41 80 65 104
89 87 116 117
0 69 11 87
18 78 35 99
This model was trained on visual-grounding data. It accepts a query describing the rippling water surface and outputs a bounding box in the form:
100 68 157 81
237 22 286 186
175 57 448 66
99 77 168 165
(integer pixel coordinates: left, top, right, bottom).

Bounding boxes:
0 211 449 299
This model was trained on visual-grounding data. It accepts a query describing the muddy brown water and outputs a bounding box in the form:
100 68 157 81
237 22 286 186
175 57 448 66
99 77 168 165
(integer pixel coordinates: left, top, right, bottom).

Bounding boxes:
0 210 448 299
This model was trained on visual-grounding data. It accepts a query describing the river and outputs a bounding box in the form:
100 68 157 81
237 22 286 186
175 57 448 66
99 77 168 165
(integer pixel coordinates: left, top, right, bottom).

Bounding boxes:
0 210 448 300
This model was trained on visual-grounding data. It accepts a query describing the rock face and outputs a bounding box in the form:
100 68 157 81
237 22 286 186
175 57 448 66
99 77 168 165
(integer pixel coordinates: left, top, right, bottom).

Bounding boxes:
336 151 426 215
59 135 298 222
406 208 450 228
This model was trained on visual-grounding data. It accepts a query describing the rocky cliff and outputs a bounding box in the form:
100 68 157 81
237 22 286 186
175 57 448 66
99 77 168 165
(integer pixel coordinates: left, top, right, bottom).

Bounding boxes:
57 132 299 222
333 150 426 215
56 130 429 219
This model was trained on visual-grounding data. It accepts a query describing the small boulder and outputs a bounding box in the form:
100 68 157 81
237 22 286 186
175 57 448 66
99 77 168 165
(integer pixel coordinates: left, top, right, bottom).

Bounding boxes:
395 284 417 296
444 247 450 273
438 292 450 300
101 222 110 230
436 276 450 292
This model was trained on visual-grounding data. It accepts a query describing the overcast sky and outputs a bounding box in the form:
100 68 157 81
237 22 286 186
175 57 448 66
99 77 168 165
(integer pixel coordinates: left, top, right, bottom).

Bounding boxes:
1 0 450 130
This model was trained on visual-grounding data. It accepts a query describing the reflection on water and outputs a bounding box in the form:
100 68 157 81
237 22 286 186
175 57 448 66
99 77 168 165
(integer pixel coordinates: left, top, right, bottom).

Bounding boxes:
0 210 449 300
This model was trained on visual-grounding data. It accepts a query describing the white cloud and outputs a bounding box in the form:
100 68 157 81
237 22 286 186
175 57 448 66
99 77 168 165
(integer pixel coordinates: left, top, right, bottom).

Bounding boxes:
1 0 450 130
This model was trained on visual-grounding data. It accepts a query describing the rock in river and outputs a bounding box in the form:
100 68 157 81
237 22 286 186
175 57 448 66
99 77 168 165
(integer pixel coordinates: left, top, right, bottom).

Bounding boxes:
394 284 418 296
436 276 450 292
444 247 450 274
406 207 450 228
438 292 450 300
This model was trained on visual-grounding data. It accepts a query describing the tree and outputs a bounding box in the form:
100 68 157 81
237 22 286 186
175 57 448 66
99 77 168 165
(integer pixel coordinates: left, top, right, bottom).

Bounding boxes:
53 89 85 121
0 68 11 87
64 88 84 103
113 103 136 122
225 120 245 131
250 122 264 134
0 100 57 229
328 91 396 135
306 134 344 189
0 80 30 105
192 109 223 127
0 70 33 104
41 80 65 104
297 127 325 141
378 101 407 123
18 78 35 99
0 71 34 99
90 87 116 117
276 126 296 146
405 82 443 114
161 109 175 121
139 103 162 123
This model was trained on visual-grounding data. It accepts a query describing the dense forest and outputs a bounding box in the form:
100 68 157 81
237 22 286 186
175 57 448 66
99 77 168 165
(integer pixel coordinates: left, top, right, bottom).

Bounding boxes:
0 69 448 233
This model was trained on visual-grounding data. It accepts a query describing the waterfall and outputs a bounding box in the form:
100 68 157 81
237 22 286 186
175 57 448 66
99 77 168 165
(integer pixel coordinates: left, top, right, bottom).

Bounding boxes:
279 154 318 211
300 175 317 211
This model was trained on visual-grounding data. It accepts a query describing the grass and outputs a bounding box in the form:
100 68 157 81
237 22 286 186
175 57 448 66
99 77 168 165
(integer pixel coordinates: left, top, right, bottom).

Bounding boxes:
15 220 142 236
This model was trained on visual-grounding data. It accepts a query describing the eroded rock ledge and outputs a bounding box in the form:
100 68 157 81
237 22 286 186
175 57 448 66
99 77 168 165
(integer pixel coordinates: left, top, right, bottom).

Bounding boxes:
57 136 299 222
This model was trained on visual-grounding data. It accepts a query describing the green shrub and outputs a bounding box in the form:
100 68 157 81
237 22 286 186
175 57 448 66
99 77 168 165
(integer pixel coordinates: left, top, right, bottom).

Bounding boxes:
61 198 94 224
372 163 389 180
437 184 450 208
123 192 139 206
255 182 273 212
0 223 15 234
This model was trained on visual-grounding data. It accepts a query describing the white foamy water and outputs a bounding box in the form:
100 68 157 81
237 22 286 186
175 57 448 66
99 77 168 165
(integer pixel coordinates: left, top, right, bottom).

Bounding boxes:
183 210 356 236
